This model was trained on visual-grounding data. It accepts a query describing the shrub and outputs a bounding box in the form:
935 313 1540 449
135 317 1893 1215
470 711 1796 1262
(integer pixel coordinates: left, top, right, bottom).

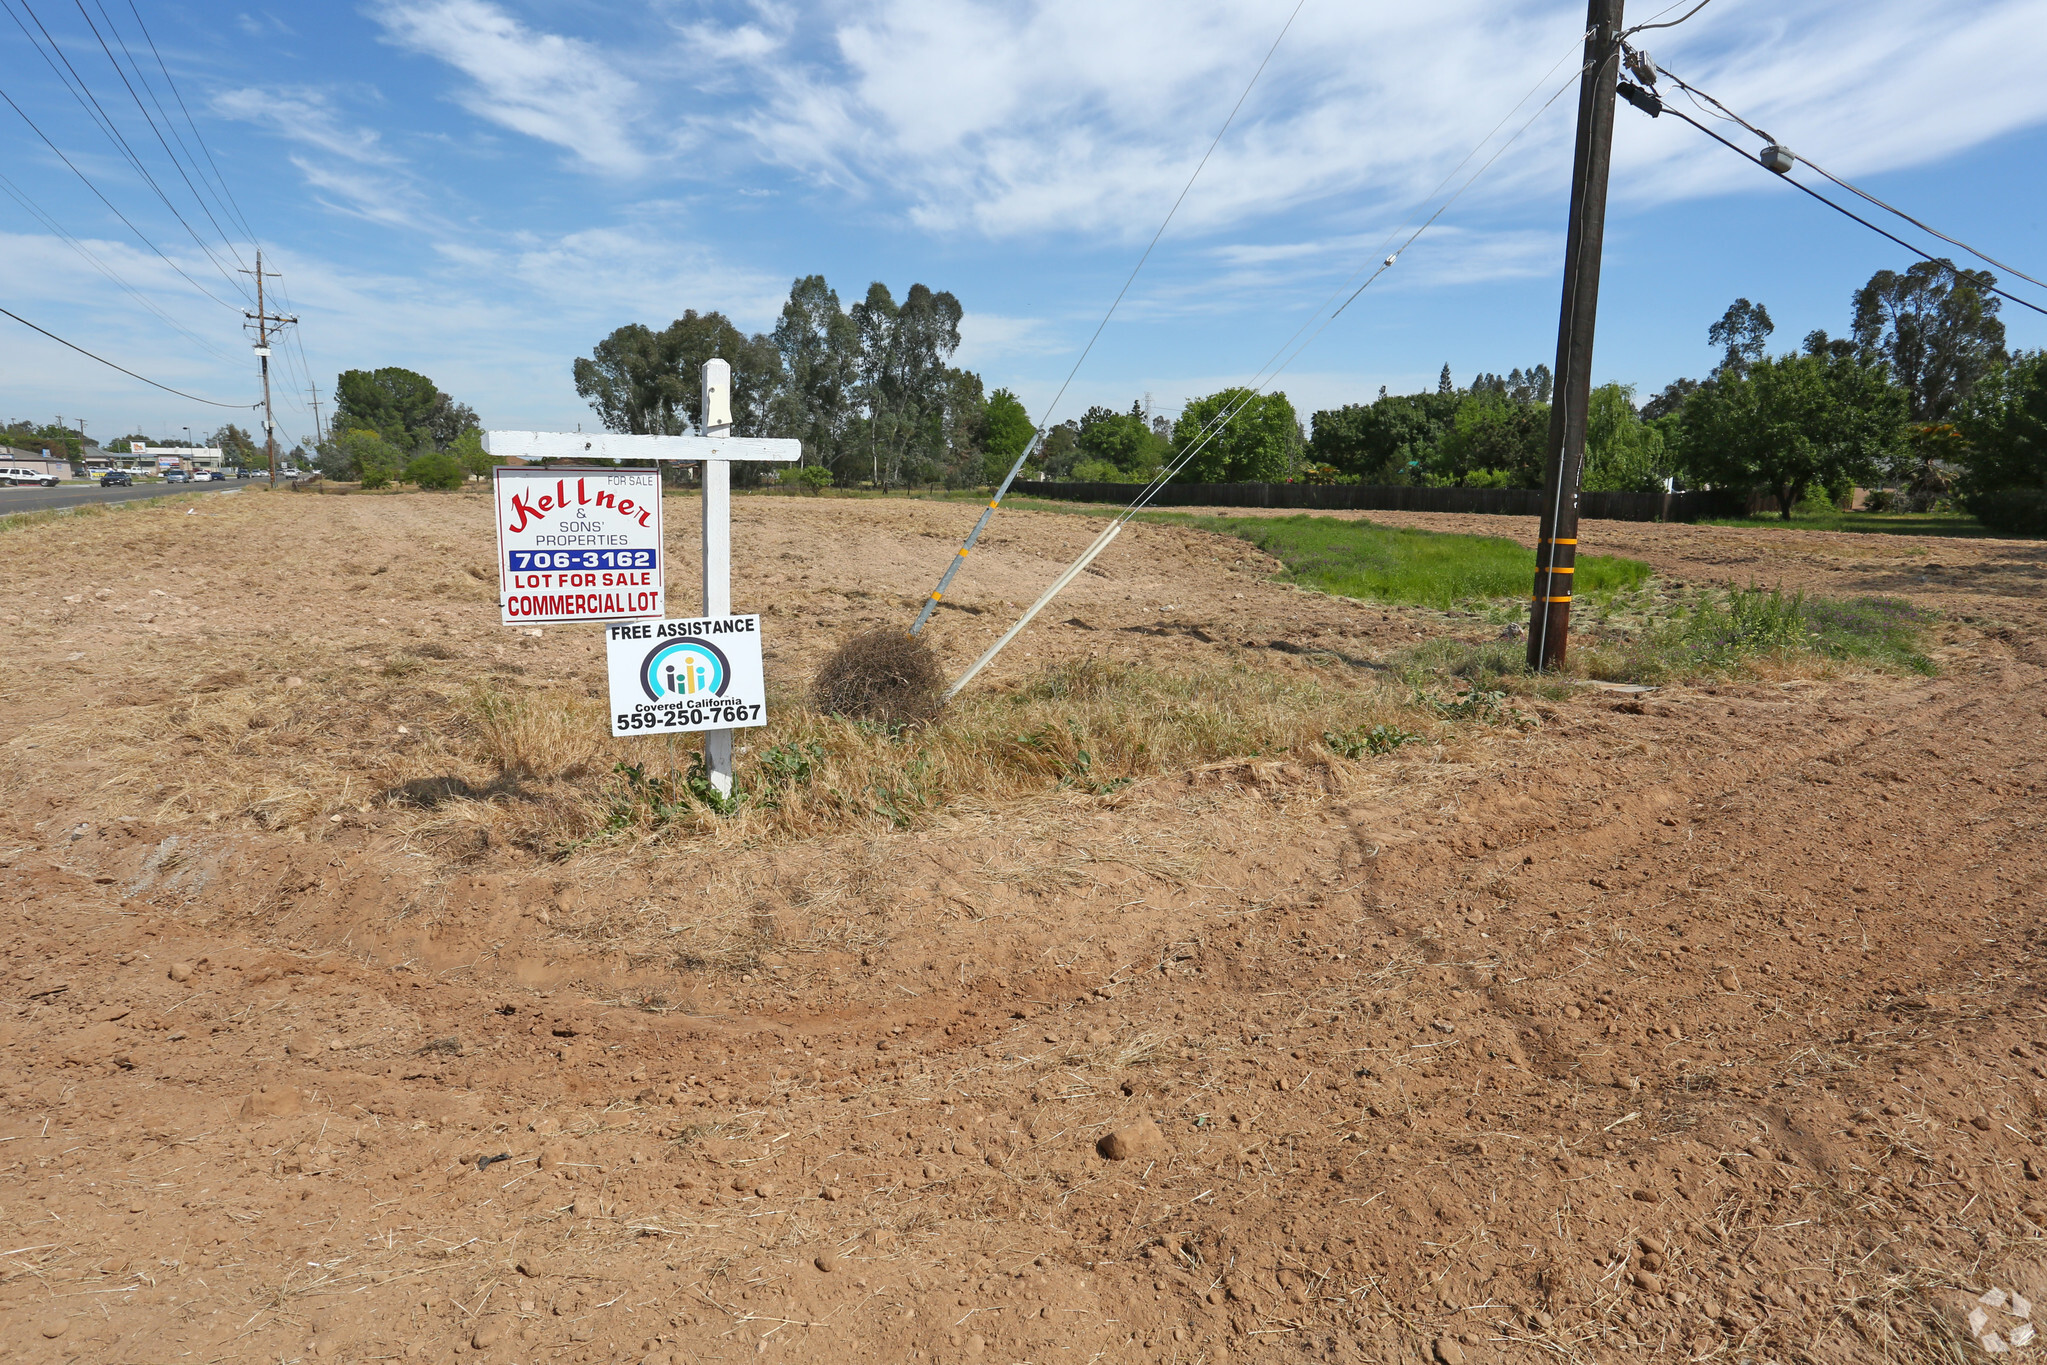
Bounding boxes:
1967 488 2047 537
787 464 833 494
405 450 466 491
360 468 391 490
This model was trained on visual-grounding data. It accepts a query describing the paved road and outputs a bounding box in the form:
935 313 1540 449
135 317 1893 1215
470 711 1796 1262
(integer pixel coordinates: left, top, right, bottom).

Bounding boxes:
0 480 252 515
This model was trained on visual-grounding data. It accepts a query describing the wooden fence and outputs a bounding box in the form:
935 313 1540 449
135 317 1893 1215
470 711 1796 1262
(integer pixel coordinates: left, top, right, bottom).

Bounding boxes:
1021 481 1771 522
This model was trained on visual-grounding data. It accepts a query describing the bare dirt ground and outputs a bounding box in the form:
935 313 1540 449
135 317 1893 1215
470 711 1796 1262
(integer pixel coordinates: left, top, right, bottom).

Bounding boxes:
3 489 2046 1365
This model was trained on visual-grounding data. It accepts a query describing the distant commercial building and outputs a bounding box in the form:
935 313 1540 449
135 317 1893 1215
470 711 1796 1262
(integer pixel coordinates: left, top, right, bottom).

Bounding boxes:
0 445 77 479
114 442 228 473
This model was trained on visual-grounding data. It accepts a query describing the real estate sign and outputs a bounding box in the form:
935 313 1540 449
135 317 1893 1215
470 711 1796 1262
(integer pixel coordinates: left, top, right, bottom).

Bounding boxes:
493 466 665 625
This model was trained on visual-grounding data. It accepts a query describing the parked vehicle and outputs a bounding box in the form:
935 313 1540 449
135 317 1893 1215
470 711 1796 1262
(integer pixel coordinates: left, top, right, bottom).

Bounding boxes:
206 470 227 481
99 470 134 487
164 470 187 483
2 466 60 487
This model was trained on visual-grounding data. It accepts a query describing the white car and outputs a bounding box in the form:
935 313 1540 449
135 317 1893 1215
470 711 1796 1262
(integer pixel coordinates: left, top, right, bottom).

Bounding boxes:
1 466 60 487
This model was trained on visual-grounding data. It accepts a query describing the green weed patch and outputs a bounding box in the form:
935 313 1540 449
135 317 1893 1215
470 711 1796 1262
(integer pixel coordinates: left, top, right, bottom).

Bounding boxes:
1155 513 1651 611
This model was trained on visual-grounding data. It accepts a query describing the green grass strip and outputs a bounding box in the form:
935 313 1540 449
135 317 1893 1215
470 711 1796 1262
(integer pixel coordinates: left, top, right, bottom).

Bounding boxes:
1149 512 1652 612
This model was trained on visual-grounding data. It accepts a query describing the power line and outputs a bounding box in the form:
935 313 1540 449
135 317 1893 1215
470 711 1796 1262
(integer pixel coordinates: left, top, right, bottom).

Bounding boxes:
82 0 251 268
0 164 238 363
1644 65 2047 294
908 0 1310 635
0 83 246 309
0 302 252 405
1645 101 2047 318
3 0 252 303
1624 0 1713 35
121 0 259 245
67 0 248 270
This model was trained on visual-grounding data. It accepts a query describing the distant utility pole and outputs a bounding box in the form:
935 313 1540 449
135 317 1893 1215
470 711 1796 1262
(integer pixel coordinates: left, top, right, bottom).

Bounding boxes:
1528 0 1624 670
308 384 325 450
240 248 297 489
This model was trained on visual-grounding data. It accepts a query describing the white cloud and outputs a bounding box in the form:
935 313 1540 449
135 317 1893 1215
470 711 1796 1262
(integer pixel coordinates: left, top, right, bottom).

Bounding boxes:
955 310 1062 366
1610 0 2047 204
371 0 649 174
212 87 398 165
288 155 441 233
692 0 2047 257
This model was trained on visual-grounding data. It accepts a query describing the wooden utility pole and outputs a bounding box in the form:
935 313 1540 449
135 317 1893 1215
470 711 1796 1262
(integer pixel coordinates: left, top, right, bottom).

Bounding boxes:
1528 0 1625 669
241 248 296 489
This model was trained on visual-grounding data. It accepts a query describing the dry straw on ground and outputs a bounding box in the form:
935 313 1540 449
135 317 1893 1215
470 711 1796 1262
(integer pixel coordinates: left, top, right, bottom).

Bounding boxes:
811 628 946 726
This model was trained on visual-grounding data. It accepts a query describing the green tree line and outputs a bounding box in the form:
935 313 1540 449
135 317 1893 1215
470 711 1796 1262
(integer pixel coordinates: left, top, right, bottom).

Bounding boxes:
1302 259 2044 528
574 277 986 491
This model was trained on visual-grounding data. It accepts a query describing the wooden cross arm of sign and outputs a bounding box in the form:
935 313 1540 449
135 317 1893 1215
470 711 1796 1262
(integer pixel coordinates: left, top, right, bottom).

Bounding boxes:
481 431 801 463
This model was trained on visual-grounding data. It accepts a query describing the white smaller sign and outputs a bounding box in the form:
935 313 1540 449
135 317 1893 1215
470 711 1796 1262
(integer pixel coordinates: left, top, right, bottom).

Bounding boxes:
605 616 768 737
494 466 664 626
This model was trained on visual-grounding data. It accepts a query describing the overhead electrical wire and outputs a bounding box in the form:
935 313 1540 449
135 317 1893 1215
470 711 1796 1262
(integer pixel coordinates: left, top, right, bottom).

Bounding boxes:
0 165 239 363
1625 65 2047 317
942 45 1598 697
67 0 248 270
907 0 1309 636
1624 0 1714 36
0 84 247 310
0 303 251 406
121 0 257 247
1644 64 2047 295
2 0 252 303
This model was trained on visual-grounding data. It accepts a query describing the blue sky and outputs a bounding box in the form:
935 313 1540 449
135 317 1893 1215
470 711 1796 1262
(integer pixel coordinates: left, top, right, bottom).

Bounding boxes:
3 0 2045 451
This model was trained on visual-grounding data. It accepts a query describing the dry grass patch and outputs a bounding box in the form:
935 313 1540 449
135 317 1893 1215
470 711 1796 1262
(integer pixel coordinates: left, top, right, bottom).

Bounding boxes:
9 646 1460 864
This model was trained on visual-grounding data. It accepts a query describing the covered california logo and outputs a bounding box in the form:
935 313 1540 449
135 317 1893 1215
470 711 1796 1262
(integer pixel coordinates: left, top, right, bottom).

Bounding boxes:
640 637 732 702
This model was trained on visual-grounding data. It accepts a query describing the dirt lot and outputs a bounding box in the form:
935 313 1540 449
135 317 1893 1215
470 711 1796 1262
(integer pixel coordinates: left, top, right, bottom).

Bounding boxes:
3 489 2045 1365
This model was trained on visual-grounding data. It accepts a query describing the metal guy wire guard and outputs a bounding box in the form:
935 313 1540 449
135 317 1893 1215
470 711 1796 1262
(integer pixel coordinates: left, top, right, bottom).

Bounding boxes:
907 428 1043 636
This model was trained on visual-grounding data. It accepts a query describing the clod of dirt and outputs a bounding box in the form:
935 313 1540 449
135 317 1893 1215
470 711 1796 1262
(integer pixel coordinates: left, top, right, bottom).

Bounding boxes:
516 1256 550 1278
37 1316 66 1339
1432 1337 1463 1365
814 1250 838 1273
812 628 944 725
238 1084 302 1120
167 961 193 982
1718 967 1740 991
471 1319 506 1350
1097 1117 1167 1161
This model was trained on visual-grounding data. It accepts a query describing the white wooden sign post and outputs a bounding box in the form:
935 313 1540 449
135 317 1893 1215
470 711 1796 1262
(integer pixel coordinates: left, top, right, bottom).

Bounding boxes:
483 359 800 797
